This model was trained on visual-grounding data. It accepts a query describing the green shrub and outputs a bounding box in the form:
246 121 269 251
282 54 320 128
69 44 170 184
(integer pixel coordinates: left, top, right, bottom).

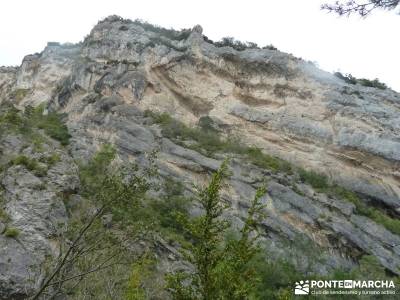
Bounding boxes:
146 111 296 172
33 107 71 145
150 178 189 232
125 256 158 300
0 105 70 145
213 37 260 51
329 186 400 235
0 208 10 222
145 111 238 156
296 171 400 236
198 116 217 132
263 44 278 51
133 19 191 41
79 144 116 196
245 147 292 174
334 72 387 90
298 168 329 191
147 111 400 236
166 162 267 299
39 153 61 166
0 106 25 128
4 227 20 238
12 89 30 101
11 155 47 177
216 37 242 49
353 255 386 278
357 78 387 90
334 72 357 84
249 255 302 299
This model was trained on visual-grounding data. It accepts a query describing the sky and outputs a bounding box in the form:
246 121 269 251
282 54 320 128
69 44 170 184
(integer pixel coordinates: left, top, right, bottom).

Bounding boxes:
0 0 399 91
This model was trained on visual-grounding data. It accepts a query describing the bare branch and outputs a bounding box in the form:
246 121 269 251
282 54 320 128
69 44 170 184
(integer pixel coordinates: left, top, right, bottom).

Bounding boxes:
31 205 106 300
321 0 399 16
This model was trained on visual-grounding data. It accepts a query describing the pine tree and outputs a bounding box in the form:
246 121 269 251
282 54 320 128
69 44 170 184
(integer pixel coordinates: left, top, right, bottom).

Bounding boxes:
166 161 267 300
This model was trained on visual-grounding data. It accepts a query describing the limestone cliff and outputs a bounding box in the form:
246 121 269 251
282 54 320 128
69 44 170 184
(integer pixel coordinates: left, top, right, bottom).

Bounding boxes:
0 15 399 299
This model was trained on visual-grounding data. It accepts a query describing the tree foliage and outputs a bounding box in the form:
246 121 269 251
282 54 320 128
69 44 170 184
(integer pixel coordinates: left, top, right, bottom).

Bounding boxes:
322 0 399 16
334 72 388 89
166 161 267 300
32 145 156 299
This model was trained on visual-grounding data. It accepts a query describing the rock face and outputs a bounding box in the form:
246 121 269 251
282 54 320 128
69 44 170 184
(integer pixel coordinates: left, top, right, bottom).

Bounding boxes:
0 15 399 297
0 135 79 299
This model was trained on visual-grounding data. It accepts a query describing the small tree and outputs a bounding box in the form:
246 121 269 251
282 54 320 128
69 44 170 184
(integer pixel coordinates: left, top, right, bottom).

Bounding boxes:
32 146 157 299
166 161 267 300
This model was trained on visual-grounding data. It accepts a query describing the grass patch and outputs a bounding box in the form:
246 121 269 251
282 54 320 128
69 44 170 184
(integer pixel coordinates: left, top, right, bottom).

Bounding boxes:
11 89 30 101
79 144 117 197
132 19 191 41
145 110 244 156
147 111 400 236
298 168 329 191
332 186 400 236
334 72 387 90
0 208 9 223
298 169 400 236
145 111 292 173
10 155 47 177
0 104 71 146
4 227 20 238
27 105 71 145
39 153 61 166
245 146 293 174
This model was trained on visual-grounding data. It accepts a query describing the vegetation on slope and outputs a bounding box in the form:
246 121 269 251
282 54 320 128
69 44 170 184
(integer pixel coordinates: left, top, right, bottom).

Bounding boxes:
71 147 400 299
0 103 71 145
144 111 291 173
166 161 267 299
334 72 388 90
298 169 400 236
146 111 400 237
1 103 399 298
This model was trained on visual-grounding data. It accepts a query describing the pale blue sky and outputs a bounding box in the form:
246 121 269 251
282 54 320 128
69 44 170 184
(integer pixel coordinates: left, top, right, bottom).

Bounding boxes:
0 0 398 91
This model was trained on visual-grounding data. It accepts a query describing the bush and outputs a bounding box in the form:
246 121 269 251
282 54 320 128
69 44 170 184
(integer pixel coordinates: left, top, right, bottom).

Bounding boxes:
11 89 30 101
4 227 20 238
39 153 61 166
145 111 239 156
0 106 24 128
246 147 293 174
125 257 155 300
150 178 189 233
147 111 400 236
79 144 116 196
198 116 217 133
166 162 267 299
334 72 387 90
11 155 47 177
263 44 278 51
133 19 191 41
0 207 10 223
214 37 260 51
298 168 329 191
146 111 296 172
334 72 357 85
31 105 71 145
330 186 400 235
357 78 387 90
249 255 302 299
0 105 71 145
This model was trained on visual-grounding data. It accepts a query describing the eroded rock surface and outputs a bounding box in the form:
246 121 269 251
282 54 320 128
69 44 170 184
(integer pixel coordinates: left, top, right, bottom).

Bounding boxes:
0 15 399 297
0 136 79 299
